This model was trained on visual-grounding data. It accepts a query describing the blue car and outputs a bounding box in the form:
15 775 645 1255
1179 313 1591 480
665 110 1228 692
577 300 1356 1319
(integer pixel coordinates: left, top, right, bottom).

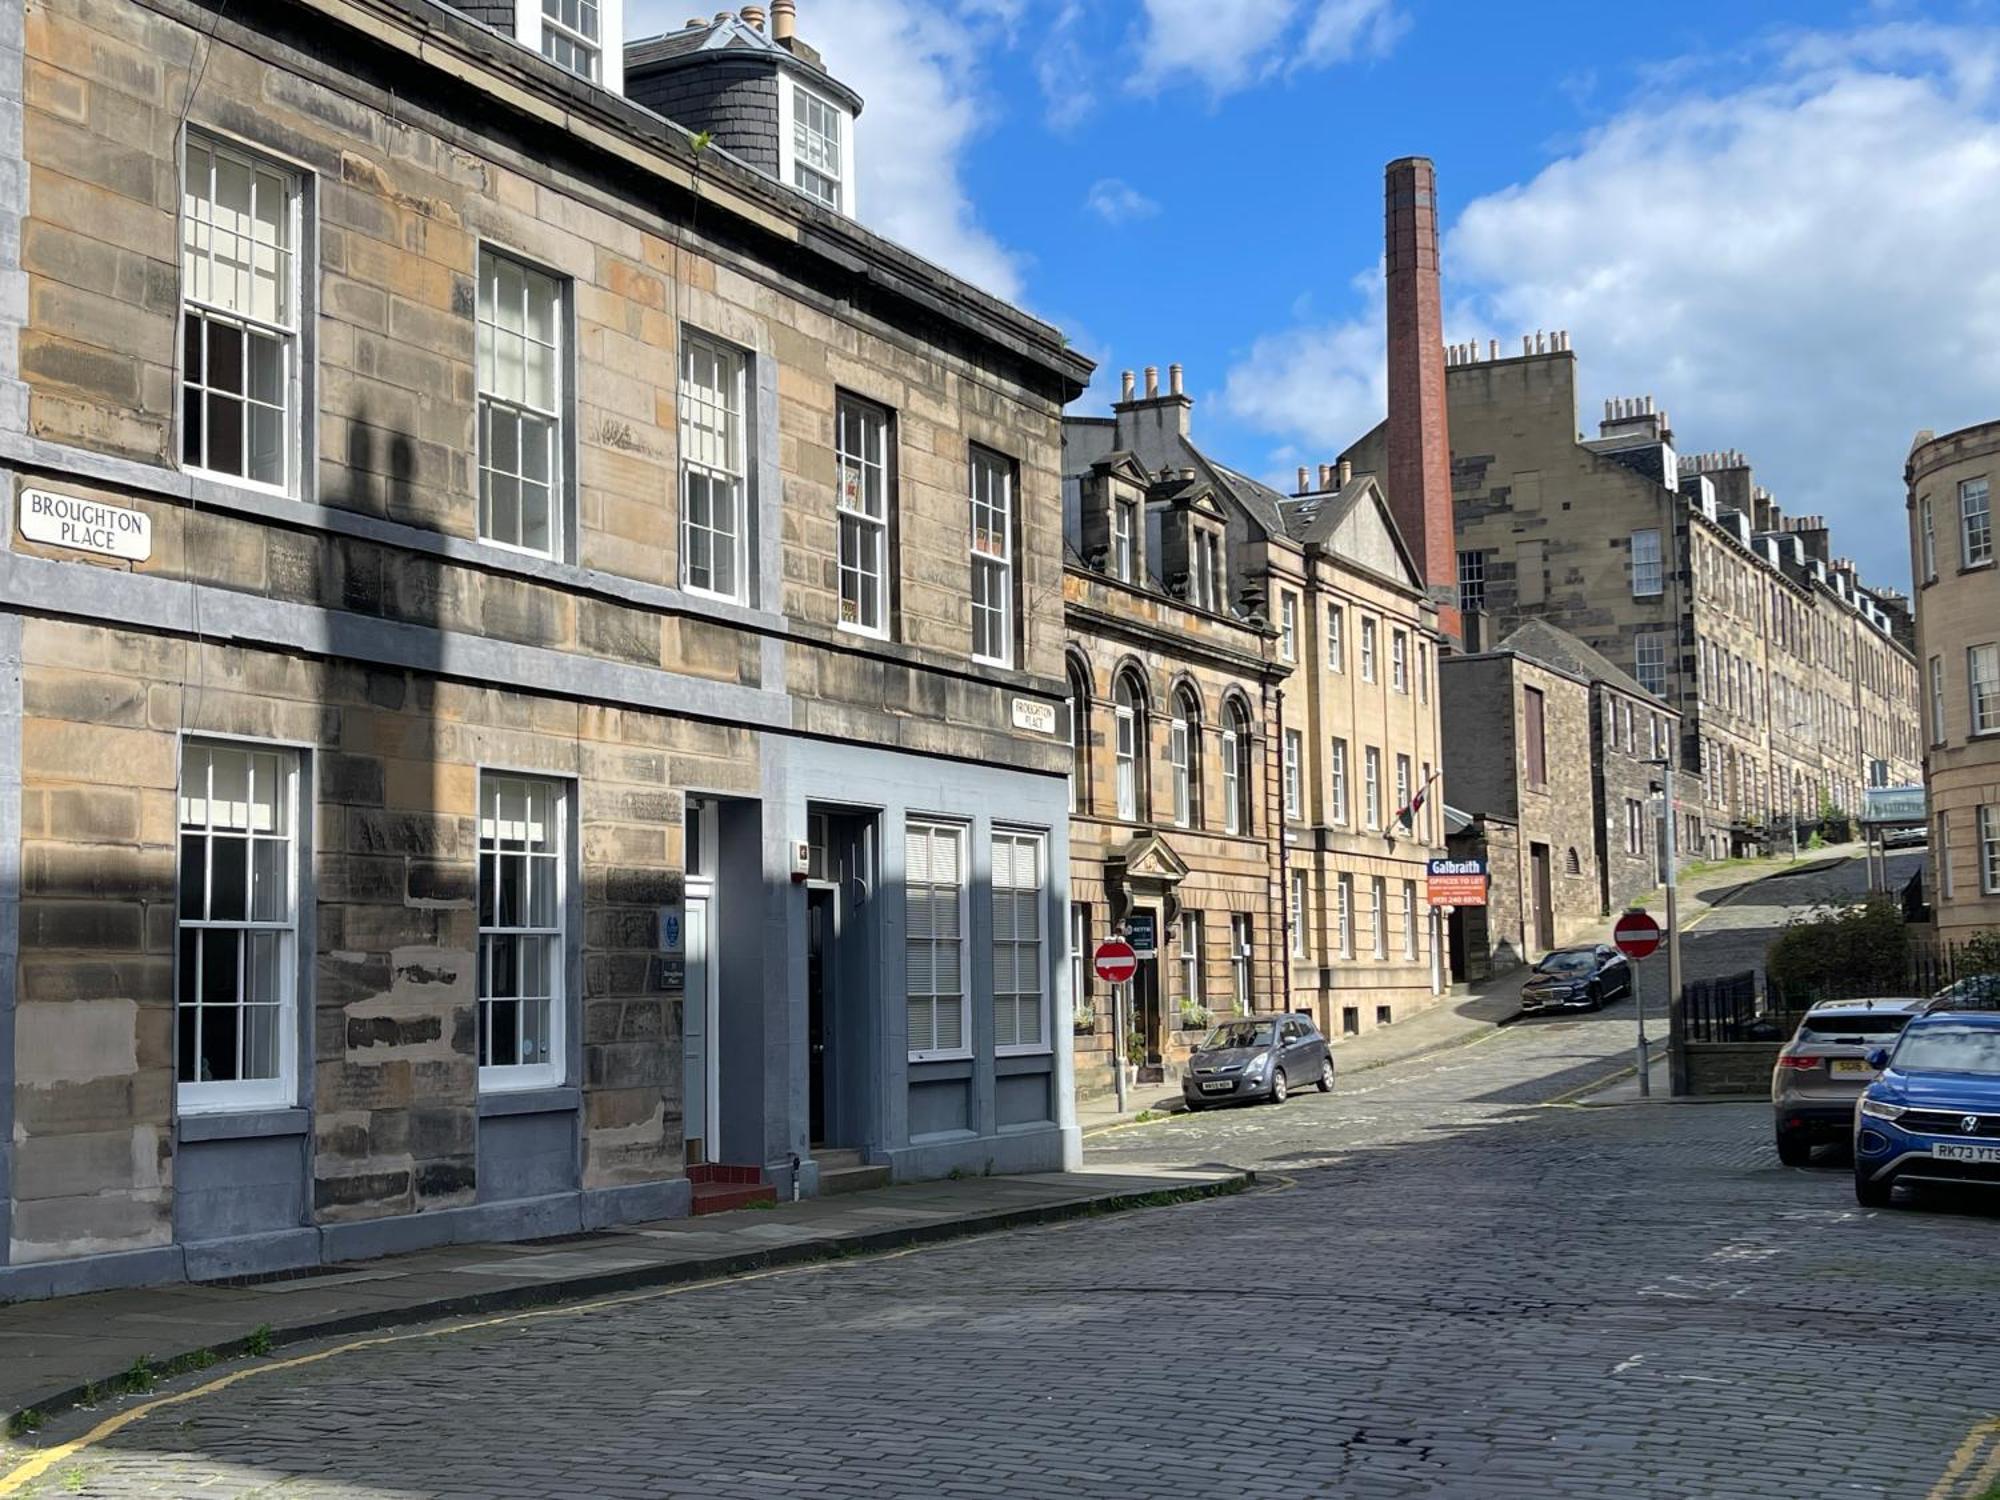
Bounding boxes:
1853 1008 2000 1207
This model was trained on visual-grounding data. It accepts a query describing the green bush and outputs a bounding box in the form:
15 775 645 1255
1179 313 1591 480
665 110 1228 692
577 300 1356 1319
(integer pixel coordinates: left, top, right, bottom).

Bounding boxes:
1767 895 1908 1000
1961 931 2000 977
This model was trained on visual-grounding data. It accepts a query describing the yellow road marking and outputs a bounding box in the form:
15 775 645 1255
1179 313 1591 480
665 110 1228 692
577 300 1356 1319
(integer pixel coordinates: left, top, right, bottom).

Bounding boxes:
1924 1418 2000 1500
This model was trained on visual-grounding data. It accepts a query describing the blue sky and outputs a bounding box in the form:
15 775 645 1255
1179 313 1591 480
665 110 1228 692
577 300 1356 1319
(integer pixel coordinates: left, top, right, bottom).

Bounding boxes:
628 0 2000 592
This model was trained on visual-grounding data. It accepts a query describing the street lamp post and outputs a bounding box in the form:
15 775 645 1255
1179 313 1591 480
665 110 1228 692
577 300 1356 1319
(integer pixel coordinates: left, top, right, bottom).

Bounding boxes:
1650 757 1686 1096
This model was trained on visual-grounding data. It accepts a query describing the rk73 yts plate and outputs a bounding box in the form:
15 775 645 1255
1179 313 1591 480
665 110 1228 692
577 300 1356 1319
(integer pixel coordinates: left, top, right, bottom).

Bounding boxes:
1932 1142 2000 1164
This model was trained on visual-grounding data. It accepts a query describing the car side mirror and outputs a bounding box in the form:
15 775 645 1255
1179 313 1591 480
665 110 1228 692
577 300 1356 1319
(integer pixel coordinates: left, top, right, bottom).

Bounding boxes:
1866 1048 1891 1071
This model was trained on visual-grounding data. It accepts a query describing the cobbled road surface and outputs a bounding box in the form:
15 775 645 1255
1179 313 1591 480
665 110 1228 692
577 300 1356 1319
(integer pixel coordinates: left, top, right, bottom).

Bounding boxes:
15 851 1995 1500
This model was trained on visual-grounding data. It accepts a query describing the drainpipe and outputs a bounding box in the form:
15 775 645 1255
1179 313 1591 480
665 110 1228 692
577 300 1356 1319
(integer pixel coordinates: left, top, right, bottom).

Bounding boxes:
1274 684 1292 1008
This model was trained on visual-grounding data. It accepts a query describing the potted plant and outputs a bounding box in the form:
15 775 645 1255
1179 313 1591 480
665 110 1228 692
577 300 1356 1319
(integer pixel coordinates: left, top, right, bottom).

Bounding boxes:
1178 998 1213 1032
1071 1002 1097 1036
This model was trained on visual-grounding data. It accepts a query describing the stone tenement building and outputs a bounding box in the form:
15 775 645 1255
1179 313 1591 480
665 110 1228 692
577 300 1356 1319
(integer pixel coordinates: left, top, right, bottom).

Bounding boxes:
0 0 1093 1300
1061 363 1448 1096
1440 619 1679 976
1907 423 2000 943
1343 340 1921 861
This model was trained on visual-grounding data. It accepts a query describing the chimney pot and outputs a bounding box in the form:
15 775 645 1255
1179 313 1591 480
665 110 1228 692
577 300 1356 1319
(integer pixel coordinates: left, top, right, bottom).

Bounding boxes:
771 0 797 41
1169 363 1184 397
1144 366 1159 399
1297 466 1310 495
1488 338 1499 360
1120 369 1135 402
740 4 766 29
715 10 733 23
1338 458 1352 487
1522 335 1533 355
1317 464 1332 490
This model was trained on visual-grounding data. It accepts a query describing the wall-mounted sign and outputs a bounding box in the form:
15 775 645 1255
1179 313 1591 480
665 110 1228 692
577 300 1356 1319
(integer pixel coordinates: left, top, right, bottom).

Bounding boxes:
657 957 685 994
19 489 151 562
1122 910 1158 957
1861 785 1926 827
658 904 683 956
1012 697 1057 736
1427 857 1488 908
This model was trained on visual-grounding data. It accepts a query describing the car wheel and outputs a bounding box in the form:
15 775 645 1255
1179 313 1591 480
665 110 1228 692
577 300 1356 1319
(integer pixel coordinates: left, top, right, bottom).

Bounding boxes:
1587 982 1603 1012
1317 1058 1335 1093
1184 1100 1205 1113
1269 1068 1288 1105
1775 1131 1812 1167
1854 1169 1894 1208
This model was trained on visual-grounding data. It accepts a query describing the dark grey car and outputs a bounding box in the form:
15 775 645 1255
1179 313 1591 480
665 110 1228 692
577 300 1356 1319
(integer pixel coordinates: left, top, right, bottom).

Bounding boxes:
1520 945 1633 1013
1183 1013 1333 1109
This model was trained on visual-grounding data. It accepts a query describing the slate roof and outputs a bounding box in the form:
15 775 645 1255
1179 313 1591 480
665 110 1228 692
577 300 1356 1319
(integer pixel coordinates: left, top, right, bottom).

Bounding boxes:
1494 618 1663 705
1278 480 1372 547
624 16 863 112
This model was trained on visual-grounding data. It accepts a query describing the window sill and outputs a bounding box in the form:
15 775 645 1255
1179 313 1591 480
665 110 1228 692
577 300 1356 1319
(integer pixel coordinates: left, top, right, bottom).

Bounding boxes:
177 1107 309 1143
1960 560 1996 575
478 1085 582 1118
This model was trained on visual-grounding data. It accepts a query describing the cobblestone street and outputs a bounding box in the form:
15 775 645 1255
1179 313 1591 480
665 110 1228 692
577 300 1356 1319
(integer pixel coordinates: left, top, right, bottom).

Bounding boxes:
9 854 1993 1500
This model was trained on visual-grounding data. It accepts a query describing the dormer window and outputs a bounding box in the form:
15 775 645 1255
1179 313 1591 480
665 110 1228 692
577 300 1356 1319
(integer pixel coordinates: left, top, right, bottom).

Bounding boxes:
787 82 848 212
541 0 600 79
1112 499 1135 582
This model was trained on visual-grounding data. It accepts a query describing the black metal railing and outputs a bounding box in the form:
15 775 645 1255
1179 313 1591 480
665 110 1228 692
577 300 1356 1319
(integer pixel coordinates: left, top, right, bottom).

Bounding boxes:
1681 971 1765 1043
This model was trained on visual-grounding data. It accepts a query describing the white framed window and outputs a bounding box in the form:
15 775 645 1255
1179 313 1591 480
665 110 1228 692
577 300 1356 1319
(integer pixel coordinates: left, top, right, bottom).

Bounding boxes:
1168 708 1191 828
1069 902 1091 1019
176 742 299 1111
1931 655 1947 745
1361 618 1377 682
906 821 967 1058
1290 869 1310 959
1370 876 1386 959
1280 593 1298 661
1626 797 1644 855
1982 805 2000 896
1402 880 1418 961
1224 700 1253 836
992 830 1047 1053
679 333 748 602
477 775 567 1091
1963 478 1993 567
1363 746 1381 829
1283 729 1303 821
1418 641 1429 703
1336 873 1354 958
1327 604 1345 672
180 134 300 494
1112 498 1135 583
970 446 1015 666
1195 530 1222 611
1229 914 1252 1014
1114 674 1142 821
1395 754 1412 828
1178 912 1203 1008
789 82 846 211
1970 643 2000 735
1635 628 1667 695
1921 498 1937 582
1457 551 1485 611
541 0 600 79
477 248 565 558
1391 630 1409 693
1330 738 1349 826
1630 528 1663 596
836 394 892 636
1067 663 1089 814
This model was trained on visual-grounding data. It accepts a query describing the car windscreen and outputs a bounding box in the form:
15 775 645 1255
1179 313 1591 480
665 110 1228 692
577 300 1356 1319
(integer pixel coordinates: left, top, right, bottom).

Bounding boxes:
1798 1013 1914 1042
1201 1021 1273 1050
1893 1026 2000 1076
1535 952 1596 975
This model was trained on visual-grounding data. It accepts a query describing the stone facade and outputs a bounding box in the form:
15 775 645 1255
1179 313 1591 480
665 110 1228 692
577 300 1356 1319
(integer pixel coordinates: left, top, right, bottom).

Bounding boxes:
1907 422 2000 943
0 0 1090 1297
1342 341 1921 862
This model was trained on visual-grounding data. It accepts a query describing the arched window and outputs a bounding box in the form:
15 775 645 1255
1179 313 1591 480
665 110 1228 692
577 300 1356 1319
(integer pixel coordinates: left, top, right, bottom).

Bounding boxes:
1565 847 1582 876
1169 686 1202 828
1114 672 1147 822
1221 697 1253 835
1067 660 1090 814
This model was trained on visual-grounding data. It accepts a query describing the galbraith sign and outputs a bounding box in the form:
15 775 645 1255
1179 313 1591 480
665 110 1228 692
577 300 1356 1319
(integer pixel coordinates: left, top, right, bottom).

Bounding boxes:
19 489 152 562
1426 857 1488 908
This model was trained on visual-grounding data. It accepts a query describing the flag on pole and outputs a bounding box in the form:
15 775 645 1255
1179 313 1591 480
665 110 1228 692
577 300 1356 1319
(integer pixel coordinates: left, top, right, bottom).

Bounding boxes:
1396 768 1441 833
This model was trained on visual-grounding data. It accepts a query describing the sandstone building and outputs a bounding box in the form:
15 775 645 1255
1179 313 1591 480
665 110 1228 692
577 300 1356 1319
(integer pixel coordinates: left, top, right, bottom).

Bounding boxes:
0 0 1092 1299
1907 422 2000 943
1343 341 1921 862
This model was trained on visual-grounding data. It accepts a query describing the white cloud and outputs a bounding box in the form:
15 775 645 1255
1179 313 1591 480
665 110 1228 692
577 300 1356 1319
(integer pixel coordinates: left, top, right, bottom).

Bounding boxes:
628 0 1026 300
1134 0 1406 96
1036 2 1095 131
1084 178 1161 224
1220 267 1386 466
1221 24 2000 589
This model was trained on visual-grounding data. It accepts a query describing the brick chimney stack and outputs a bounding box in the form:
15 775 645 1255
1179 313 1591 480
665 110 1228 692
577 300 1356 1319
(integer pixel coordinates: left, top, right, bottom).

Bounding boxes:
1384 156 1458 643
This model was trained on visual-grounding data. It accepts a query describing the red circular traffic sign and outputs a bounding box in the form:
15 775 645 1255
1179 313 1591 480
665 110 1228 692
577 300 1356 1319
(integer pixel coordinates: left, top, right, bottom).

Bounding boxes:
1093 939 1138 985
1613 911 1663 961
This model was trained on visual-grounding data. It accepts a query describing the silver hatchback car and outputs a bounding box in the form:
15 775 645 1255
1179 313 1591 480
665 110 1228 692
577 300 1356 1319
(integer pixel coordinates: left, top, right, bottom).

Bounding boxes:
1772 998 1925 1165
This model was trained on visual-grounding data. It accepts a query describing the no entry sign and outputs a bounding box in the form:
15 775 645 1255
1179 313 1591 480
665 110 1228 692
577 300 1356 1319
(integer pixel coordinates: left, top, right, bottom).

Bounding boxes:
1613 911 1663 961
1093 938 1138 985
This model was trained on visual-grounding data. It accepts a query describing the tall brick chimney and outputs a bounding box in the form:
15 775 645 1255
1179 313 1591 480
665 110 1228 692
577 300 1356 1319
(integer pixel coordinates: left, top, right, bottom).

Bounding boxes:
1384 156 1458 644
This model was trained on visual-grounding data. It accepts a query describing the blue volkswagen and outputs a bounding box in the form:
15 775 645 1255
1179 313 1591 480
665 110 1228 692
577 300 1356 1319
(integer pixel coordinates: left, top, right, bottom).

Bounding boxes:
1853 1007 2000 1207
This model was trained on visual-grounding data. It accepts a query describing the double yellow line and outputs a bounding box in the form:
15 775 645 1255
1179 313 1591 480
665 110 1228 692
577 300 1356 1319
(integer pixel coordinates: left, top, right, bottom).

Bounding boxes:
1926 1418 2000 1500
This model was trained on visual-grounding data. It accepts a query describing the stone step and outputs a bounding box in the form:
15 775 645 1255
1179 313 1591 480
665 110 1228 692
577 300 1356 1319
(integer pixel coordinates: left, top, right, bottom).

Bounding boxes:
813 1148 866 1171
689 1181 777 1215
819 1164 891 1197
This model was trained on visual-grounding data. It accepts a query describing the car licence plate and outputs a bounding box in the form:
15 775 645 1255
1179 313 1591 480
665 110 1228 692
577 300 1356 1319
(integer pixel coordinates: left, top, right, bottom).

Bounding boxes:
1932 1143 2000 1164
1201 1080 1232 1093
1829 1059 1875 1077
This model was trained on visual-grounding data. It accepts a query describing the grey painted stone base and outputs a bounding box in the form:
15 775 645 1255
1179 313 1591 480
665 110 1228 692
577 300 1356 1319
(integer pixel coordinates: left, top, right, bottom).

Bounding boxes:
0 1178 696 1304
884 1123 1069 1183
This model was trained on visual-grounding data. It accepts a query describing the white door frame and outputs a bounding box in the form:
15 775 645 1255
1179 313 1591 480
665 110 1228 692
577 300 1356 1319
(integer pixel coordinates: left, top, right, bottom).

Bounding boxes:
684 879 720 1159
